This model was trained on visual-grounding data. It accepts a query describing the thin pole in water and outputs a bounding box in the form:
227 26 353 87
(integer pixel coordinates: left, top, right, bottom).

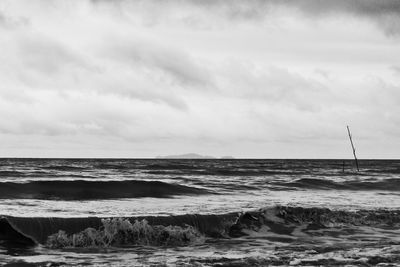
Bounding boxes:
346 126 359 172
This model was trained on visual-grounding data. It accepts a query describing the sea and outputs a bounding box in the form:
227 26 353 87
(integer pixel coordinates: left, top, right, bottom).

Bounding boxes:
0 158 399 266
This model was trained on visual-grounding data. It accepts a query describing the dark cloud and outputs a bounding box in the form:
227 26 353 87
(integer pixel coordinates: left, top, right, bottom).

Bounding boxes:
191 0 400 19
276 0 400 36
277 0 400 16
199 0 400 35
92 0 400 35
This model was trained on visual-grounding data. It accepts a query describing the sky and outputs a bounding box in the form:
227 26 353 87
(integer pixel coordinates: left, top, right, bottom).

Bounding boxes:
0 0 400 158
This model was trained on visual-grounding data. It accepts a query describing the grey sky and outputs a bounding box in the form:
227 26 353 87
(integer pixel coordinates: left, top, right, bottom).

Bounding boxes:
0 0 399 158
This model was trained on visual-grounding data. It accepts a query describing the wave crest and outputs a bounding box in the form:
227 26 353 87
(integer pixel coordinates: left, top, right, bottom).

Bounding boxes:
2 206 400 248
46 218 203 248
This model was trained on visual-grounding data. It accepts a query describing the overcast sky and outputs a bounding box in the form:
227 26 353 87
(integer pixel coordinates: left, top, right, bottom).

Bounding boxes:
1 0 400 158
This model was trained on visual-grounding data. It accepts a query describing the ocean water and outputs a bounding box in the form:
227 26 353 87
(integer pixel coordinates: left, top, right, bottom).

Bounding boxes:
0 158 400 266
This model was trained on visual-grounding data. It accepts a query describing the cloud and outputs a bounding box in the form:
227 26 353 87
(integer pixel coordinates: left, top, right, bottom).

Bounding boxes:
272 0 400 36
108 40 213 88
3 0 400 35
218 64 329 112
214 0 400 35
17 35 90 75
0 30 192 110
0 11 5 25
89 0 400 35
0 9 29 29
391 65 400 74
277 0 400 16
0 0 399 158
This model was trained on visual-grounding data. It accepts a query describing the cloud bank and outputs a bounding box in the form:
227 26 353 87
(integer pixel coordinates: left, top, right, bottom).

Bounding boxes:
90 0 400 35
0 0 399 158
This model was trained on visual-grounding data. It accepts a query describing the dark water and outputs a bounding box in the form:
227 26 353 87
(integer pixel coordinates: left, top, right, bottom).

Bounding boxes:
0 159 400 266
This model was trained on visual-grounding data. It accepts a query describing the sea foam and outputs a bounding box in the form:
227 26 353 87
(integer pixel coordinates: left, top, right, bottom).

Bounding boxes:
46 218 204 248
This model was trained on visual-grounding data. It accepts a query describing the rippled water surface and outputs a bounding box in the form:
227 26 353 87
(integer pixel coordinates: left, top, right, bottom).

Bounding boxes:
1 159 400 266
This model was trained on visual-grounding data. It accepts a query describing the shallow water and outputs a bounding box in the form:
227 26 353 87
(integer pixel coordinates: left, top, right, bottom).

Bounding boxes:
1 159 400 266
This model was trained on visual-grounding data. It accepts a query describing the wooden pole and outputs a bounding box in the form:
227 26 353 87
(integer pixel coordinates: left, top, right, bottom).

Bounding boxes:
346 126 359 172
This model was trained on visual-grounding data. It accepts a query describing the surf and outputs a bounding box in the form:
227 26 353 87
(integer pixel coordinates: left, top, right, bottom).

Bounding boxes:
1 205 399 248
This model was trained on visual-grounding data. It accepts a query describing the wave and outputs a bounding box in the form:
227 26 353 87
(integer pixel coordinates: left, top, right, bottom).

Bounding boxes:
145 169 301 176
144 163 199 170
42 165 87 171
0 170 26 177
0 213 236 245
276 178 400 191
1 206 399 248
0 180 210 200
95 163 132 170
45 218 206 248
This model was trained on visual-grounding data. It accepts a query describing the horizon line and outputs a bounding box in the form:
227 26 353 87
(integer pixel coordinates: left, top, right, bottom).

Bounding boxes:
0 157 399 160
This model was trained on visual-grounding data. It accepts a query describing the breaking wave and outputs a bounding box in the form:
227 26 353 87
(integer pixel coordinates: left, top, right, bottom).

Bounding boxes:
1 206 399 248
0 180 211 200
46 218 204 248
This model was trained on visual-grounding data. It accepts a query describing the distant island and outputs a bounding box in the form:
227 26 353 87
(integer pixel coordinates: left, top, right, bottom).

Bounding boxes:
157 153 235 159
220 156 235 159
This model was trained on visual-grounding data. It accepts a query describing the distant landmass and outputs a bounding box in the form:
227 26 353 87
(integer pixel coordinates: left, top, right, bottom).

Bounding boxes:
220 156 235 159
157 153 215 159
157 153 235 159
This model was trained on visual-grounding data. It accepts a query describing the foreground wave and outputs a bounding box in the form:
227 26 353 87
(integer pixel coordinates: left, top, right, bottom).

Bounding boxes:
0 180 210 200
1 206 399 248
